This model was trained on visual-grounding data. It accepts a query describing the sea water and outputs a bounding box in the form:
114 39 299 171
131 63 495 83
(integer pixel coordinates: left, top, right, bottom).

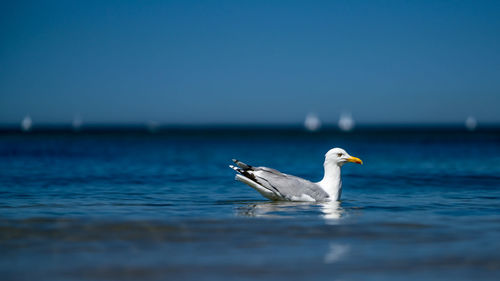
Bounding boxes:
1 128 499 280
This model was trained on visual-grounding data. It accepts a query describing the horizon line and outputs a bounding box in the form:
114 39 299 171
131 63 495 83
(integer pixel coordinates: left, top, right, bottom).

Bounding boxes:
1 122 500 133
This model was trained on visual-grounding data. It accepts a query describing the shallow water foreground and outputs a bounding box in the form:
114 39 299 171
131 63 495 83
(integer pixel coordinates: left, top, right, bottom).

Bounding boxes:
1 129 500 281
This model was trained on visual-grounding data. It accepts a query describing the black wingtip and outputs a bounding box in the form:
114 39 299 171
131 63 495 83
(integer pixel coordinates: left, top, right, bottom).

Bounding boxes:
231 159 252 170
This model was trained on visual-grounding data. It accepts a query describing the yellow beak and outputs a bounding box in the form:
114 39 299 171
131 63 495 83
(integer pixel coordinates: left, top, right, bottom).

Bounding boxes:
346 156 363 165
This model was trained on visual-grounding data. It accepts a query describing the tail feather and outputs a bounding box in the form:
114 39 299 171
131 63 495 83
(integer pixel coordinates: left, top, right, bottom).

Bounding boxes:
232 159 252 170
229 159 256 181
229 164 242 173
230 159 279 200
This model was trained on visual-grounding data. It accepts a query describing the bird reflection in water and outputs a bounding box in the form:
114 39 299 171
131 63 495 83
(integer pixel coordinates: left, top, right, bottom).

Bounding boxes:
320 200 344 224
236 201 350 264
236 200 345 223
324 243 350 264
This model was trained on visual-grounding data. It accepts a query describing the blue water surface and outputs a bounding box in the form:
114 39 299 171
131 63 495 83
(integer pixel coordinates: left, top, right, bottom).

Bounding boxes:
1 129 500 281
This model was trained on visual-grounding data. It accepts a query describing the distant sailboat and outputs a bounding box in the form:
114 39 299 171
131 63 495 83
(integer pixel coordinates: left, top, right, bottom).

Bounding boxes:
465 116 477 131
338 113 355 132
72 115 83 131
21 115 32 132
304 113 321 132
147 121 160 133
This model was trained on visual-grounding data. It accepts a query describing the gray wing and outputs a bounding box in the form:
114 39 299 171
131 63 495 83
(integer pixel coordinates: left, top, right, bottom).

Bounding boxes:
230 159 329 201
252 167 329 201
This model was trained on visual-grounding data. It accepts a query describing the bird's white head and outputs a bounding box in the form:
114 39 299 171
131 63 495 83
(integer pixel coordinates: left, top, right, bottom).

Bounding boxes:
325 148 363 167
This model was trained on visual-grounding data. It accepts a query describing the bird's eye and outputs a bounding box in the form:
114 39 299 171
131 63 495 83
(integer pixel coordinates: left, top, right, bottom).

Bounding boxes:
337 153 343 157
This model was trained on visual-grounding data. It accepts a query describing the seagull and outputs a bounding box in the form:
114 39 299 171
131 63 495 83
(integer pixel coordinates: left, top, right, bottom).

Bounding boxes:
229 148 362 202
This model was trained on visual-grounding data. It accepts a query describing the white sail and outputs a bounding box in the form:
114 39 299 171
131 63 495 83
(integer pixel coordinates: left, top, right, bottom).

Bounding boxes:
465 116 477 131
72 115 83 131
304 113 321 132
147 121 160 133
21 115 32 132
338 113 355 132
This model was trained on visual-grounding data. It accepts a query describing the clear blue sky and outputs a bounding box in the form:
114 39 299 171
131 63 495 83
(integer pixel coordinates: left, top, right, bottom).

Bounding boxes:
1 0 499 125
